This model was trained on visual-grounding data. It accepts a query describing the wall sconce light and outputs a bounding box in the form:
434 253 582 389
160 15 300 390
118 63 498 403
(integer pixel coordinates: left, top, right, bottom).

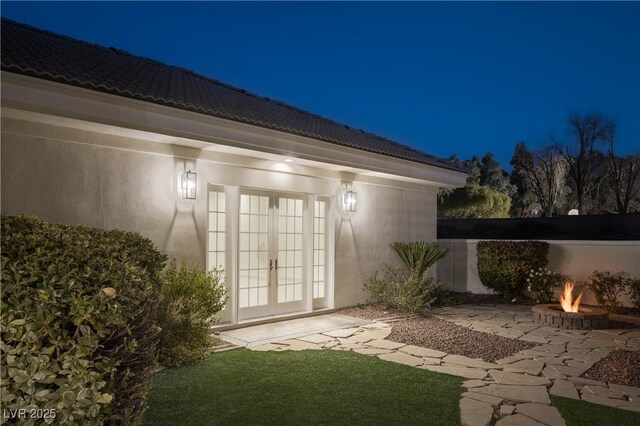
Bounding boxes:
343 189 357 212
181 170 197 199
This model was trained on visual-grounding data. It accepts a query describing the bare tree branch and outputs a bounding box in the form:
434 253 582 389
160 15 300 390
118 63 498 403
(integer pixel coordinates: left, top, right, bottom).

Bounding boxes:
557 112 614 213
515 144 567 217
606 128 640 213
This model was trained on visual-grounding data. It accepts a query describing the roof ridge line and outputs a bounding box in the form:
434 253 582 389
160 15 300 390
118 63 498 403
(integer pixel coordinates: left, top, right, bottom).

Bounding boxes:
1 17 466 173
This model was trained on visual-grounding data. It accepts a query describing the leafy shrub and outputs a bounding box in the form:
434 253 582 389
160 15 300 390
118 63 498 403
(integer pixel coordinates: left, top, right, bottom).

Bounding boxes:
438 185 511 219
1 215 166 425
526 267 568 303
364 264 443 313
365 241 449 313
156 261 227 366
628 277 640 310
589 271 639 313
389 242 448 278
477 240 549 300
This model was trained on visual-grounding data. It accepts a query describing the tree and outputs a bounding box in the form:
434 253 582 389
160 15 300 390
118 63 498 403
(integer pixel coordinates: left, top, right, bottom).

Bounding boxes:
605 129 640 213
513 144 568 217
438 185 511 219
510 142 538 217
557 112 614 213
464 155 481 186
587 150 617 214
480 152 515 197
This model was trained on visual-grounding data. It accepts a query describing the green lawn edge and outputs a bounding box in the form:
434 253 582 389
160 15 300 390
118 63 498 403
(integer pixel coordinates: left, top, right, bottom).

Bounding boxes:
551 395 640 426
144 348 463 425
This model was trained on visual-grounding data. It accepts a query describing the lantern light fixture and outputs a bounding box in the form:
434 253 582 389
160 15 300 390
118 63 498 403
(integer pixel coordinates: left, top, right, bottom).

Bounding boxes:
181 170 197 199
343 189 357 212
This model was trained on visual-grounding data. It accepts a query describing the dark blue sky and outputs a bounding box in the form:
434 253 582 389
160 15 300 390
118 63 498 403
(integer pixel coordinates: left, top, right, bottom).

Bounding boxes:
3 1 639 169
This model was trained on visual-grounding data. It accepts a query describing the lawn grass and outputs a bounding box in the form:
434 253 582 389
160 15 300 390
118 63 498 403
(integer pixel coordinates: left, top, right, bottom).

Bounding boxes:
144 348 463 425
551 395 640 426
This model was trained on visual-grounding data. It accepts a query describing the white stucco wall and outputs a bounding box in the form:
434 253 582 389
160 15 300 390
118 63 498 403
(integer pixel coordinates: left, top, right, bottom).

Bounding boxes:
437 239 640 306
1 118 439 310
334 182 437 307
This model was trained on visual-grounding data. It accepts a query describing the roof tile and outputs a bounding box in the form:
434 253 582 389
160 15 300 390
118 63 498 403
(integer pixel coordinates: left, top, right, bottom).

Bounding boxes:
1 18 465 172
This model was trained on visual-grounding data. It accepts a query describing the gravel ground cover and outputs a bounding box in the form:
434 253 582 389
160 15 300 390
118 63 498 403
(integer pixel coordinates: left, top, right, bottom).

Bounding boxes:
582 350 640 387
386 317 538 362
338 304 406 320
338 304 538 362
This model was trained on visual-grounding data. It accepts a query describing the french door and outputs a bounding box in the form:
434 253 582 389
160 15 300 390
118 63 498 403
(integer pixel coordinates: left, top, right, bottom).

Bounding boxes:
238 190 306 319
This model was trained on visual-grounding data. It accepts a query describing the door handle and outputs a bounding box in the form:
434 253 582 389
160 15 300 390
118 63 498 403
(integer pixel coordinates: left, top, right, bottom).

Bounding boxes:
275 259 278 270
270 259 273 270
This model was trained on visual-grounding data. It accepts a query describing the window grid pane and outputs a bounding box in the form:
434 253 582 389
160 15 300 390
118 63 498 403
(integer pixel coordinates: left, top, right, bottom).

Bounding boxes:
208 191 227 310
313 200 327 299
278 198 303 303
239 194 270 308
208 191 226 276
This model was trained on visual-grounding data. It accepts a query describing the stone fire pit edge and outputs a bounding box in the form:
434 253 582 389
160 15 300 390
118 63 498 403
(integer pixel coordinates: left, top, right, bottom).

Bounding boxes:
532 304 610 330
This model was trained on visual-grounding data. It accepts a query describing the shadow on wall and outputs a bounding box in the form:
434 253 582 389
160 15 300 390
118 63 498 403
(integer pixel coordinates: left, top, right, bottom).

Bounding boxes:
336 204 365 301
160 148 205 265
547 244 568 274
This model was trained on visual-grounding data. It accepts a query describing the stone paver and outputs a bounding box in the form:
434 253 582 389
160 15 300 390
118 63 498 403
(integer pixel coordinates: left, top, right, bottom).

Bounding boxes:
422 357 442 365
296 333 335 344
610 383 640 398
442 354 501 370
364 339 406 350
378 351 423 367
582 385 625 400
463 379 486 388
422 364 488 380
459 397 493 426
398 344 446 358
234 304 640 424
500 405 515 416
489 370 551 386
515 403 566 426
541 367 566 380
352 347 393 356
348 330 392 343
496 354 530 365
474 384 551 404
272 339 323 351
549 380 579 400
249 343 284 351
462 391 503 406
566 376 607 387
496 414 545 425
503 359 544 375
581 393 640 412
322 327 361 338
519 334 549 344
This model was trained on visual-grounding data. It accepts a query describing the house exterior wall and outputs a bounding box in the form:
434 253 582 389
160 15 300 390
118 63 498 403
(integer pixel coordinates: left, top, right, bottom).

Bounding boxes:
1 117 438 309
335 182 437 307
437 239 640 306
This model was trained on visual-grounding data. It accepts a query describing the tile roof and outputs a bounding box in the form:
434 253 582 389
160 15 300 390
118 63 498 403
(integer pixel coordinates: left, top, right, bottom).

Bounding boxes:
1 18 465 172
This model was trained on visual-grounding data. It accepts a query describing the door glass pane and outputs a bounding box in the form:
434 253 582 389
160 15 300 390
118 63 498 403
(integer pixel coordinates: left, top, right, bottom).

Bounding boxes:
313 200 327 299
277 197 303 303
239 194 269 308
208 191 226 276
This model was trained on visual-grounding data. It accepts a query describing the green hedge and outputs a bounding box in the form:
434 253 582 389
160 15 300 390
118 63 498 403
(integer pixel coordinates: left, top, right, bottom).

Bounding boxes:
477 240 549 299
1 215 166 425
156 261 227 366
438 185 511 219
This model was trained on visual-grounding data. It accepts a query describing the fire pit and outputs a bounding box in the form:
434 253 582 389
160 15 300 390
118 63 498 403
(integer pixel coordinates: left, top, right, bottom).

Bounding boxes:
532 282 610 330
532 304 609 330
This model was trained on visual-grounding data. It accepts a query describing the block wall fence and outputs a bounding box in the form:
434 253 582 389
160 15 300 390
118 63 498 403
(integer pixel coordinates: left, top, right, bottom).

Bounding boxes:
437 215 640 307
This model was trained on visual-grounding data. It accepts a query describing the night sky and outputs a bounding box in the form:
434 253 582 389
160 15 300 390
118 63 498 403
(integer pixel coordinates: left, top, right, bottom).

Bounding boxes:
3 1 639 170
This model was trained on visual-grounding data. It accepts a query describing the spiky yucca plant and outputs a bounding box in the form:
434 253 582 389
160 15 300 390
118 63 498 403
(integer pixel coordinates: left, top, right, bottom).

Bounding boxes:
389 241 448 279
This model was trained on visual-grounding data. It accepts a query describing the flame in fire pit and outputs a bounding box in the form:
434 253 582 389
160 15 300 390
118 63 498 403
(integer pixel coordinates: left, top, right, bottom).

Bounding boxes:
559 282 583 313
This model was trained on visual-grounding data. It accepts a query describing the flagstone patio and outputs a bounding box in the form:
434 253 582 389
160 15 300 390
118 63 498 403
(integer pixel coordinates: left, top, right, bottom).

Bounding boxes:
220 305 640 426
